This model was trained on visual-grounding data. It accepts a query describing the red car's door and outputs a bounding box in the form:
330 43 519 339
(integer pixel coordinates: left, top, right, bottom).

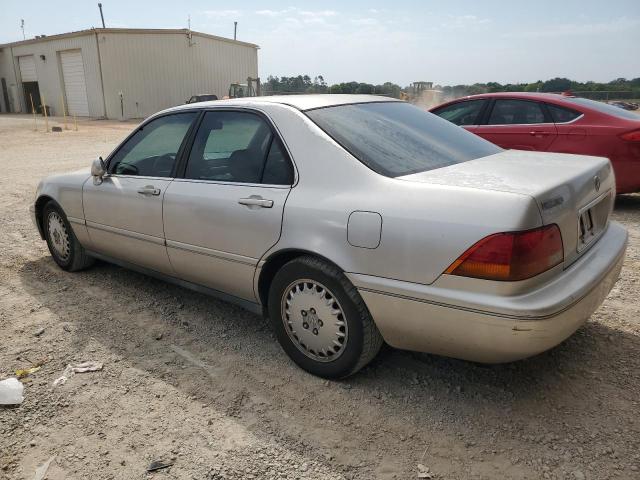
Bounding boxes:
475 99 557 151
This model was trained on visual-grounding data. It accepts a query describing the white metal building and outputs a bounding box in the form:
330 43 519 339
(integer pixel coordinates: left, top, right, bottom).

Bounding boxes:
0 28 259 119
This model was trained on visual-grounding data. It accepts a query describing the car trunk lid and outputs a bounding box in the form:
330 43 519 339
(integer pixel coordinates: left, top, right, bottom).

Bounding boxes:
399 150 614 267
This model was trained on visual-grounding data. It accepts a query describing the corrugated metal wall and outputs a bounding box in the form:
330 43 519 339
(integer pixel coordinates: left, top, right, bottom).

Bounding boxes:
98 31 258 119
0 29 258 119
7 33 105 117
0 48 18 113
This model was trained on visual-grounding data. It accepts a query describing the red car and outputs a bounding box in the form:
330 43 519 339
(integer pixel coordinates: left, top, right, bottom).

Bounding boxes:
430 92 640 193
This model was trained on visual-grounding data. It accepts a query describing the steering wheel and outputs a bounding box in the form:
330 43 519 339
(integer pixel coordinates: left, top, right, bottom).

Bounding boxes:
152 154 176 176
116 163 139 175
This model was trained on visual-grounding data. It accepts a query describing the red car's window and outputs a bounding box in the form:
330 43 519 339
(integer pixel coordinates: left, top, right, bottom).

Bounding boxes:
432 100 487 126
546 104 582 123
567 97 640 120
488 99 546 125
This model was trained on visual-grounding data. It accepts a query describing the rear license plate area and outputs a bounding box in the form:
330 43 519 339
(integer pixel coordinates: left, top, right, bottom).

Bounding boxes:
577 192 611 252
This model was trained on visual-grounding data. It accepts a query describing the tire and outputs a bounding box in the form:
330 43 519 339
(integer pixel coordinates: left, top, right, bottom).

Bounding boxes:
268 256 383 378
43 201 94 272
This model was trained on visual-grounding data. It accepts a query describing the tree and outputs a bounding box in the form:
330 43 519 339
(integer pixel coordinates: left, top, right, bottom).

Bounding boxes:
541 77 572 92
355 83 374 94
263 75 639 101
373 82 401 98
524 81 542 92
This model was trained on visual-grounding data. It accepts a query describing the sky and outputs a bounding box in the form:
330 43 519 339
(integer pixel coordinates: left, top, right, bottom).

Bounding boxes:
1 0 638 86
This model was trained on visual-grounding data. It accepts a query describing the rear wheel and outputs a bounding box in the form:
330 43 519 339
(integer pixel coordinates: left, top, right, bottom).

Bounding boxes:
43 202 94 272
268 256 383 378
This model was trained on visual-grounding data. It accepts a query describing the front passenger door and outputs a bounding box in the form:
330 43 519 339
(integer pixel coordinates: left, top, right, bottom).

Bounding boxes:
163 110 295 301
83 112 198 274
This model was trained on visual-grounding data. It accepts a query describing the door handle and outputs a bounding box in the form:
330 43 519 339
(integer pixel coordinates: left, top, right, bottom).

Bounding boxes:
137 185 161 196
238 196 274 208
529 131 550 137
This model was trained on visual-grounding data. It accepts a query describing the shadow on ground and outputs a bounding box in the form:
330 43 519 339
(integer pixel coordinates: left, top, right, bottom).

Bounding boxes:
18 254 639 476
20 256 635 392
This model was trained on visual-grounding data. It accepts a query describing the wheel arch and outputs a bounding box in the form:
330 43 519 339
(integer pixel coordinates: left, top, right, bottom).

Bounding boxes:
257 249 346 309
34 195 58 239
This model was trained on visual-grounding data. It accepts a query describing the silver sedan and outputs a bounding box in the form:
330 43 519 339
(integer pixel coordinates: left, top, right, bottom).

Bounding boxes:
31 95 627 378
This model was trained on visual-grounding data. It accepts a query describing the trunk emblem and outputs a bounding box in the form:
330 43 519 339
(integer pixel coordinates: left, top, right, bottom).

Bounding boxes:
594 175 601 192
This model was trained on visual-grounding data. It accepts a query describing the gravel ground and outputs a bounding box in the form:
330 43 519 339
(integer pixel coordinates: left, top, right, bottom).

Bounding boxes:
0 114 639 480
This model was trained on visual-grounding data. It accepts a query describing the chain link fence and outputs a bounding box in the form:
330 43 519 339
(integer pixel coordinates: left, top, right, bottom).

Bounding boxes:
572 91 636 101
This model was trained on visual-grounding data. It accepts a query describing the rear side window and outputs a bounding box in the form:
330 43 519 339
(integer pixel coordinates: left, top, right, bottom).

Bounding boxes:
546 104 581 123
432 99 487 125
566 97 640 120
185 111 293 185
262 140 294 185
488 99 547 125
306 102 501 177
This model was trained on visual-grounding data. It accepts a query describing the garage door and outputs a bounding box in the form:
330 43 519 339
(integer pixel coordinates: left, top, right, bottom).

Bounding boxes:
60 50 89 117
18 56 37 82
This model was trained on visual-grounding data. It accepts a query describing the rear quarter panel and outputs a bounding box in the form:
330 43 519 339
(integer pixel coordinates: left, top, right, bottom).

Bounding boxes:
554 120 640 193
258 104 543 286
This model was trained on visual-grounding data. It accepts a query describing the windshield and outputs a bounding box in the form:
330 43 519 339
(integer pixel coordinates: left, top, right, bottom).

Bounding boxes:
567 97 640 120
306 102 501 177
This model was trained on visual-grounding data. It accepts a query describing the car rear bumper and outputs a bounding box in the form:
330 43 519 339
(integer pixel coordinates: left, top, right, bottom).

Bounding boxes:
348 221 627 363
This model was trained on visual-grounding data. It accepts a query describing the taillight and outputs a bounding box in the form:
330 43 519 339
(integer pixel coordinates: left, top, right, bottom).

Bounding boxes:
620 129 640 142
445 225 563 281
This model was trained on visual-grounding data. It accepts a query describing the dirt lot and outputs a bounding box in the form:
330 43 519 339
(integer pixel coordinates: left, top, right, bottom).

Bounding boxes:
0 114 639 480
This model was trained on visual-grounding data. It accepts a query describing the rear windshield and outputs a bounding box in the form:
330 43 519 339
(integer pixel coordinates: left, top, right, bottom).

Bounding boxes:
566 97 640 120
306 102 501 177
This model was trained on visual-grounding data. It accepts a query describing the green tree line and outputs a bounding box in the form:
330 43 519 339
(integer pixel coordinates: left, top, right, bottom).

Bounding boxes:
440 77 640 99
262 75 402 97
262 75 640 99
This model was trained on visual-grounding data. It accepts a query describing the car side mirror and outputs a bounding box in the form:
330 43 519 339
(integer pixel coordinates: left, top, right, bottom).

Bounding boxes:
91 157 106 184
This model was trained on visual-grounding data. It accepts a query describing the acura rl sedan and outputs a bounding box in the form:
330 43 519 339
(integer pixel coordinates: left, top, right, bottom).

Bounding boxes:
31 95 627 378
430 92 640 194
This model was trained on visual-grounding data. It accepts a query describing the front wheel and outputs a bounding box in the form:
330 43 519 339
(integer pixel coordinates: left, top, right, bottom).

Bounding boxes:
268 256 383 378
43 202 94 272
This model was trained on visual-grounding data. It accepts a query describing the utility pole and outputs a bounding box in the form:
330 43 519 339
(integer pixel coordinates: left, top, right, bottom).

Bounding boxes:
98 3 106 28
234 21 237 40
20 19 25 40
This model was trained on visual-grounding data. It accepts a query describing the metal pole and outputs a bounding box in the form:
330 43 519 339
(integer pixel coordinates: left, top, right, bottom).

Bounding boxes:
29 94 37 131
98 3 106 28
234 22 237 40
41 92 49 132
60 92 68 130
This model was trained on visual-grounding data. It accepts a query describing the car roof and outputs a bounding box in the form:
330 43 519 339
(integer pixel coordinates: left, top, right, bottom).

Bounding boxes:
458 92 571 101
431 91 578 109
430 92 589 112
167 94 400 114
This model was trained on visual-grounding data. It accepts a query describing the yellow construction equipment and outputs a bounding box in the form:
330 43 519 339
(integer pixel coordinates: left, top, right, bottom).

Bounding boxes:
226 76 261 99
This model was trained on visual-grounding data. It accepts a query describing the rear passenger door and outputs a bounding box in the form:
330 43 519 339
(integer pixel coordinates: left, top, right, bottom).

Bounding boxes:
475 99 557 151
163 109 295 302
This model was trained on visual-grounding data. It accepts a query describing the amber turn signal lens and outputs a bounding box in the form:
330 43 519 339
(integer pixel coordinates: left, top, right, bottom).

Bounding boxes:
445 224 564 281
